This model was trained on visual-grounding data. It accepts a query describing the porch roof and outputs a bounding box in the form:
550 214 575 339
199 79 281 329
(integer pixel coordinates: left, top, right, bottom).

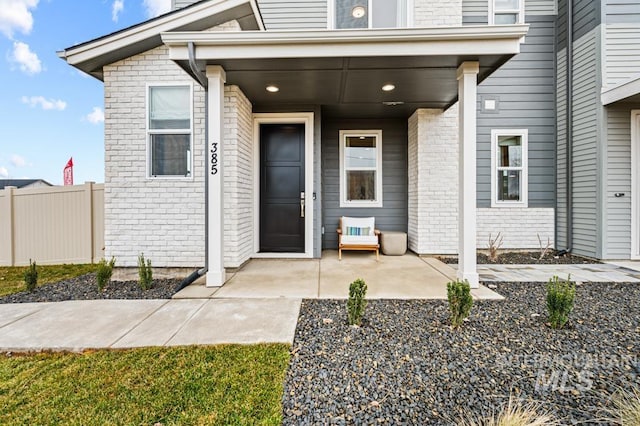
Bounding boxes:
601 75 640 106
163 25 528 117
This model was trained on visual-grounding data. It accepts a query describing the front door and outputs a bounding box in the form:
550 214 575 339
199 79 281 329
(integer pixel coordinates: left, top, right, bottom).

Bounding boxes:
260 123 306 252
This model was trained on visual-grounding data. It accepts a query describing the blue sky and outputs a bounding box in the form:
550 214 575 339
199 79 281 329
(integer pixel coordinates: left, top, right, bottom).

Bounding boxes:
0 0 171 185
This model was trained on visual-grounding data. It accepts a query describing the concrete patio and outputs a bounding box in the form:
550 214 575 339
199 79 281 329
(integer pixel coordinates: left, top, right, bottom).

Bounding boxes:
174 251 503 300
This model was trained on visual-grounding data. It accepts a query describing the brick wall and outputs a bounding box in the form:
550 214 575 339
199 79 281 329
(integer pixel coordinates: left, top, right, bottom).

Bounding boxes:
408 108 555 254
104 43 254 267
413 0 462 26
223 86 254 268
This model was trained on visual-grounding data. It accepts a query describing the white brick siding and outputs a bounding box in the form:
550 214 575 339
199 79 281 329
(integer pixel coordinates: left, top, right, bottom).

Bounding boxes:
413 0 462 26
408 108 459 254
104 43 254 268
477 208 555 250
223 86 254 268
104 45 206 267
408 108 555 254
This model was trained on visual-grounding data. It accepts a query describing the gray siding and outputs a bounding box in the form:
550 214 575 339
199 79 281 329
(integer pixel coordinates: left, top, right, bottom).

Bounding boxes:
256 0 327 29
526 0 558 15
172 0 196 10
477 16 557 208
573 0 601 39
604 106 634 258
556 47 568 249
605 24 640 86
321 118 408 249
605 0 640 23
571 30 600 257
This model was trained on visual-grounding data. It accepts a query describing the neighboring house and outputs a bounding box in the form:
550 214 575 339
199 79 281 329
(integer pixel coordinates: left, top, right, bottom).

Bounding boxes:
58 0 640 288
0 179 53 190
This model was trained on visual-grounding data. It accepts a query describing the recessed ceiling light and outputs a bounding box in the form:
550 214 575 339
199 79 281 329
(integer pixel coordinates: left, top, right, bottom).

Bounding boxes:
382 101 404 106
352 6 366 18
382 83 395 92
266 85 279 93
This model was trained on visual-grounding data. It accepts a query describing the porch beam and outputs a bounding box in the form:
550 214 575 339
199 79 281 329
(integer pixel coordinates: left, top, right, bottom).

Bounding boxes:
206 65 226 287
457 61 480 289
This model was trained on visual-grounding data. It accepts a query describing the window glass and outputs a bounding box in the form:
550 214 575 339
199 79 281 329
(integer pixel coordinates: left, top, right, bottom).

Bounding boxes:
495 0 519 9
148 85 192 178
336 0 368 29
347 170 376 201
494 13 518 24
340 130 382 206
334 0 406 29
492 130 527 206
149 86 190 129
151 134 191 177
371 0 398 28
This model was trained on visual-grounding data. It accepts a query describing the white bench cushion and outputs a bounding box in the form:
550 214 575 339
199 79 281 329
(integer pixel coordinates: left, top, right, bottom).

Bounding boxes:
341 216 375 236
340 235 379 245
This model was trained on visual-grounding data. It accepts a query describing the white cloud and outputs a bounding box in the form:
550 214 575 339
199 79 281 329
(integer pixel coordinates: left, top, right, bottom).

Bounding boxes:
112 0 124 22
0 0 39 38
10 41 41 74
10 154 26 167
21 95 67 111
86 107 105 124
0 166 8 178
143 0 170 18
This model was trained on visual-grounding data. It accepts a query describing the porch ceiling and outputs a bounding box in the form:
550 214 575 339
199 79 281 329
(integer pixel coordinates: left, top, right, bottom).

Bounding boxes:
163 25 529 118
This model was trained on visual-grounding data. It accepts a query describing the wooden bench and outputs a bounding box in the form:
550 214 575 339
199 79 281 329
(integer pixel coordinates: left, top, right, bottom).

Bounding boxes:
337 216 380 260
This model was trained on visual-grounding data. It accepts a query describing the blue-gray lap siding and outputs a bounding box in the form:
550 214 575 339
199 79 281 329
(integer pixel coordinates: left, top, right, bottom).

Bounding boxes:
476 16 558 209
321 118 408 249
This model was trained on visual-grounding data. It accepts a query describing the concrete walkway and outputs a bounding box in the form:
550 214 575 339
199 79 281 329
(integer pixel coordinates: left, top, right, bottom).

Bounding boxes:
0 298 301 352
478 261 640 282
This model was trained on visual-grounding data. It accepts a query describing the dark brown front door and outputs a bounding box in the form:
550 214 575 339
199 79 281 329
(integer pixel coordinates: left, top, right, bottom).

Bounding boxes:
260 123 305 252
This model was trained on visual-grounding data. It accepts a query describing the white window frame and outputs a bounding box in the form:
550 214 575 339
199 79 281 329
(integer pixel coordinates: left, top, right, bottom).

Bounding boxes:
488 0 524 25
327 0 414 29
491 129 528 207
146 82 194 180
339 129 383 208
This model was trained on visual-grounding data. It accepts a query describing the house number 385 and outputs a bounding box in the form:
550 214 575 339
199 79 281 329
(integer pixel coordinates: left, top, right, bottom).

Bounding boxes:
210 143 218 175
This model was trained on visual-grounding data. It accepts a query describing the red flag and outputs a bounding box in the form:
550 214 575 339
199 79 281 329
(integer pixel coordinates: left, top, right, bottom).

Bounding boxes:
63 157 73 186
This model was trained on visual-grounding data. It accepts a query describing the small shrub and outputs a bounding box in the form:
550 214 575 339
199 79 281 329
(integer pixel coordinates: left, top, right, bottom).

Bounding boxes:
546 275 575 329
458 396 559 426
96 257 116 291
347 278 367 326
24 259 38 292
138 253 153 290
488 232 504 262
447 279 473 328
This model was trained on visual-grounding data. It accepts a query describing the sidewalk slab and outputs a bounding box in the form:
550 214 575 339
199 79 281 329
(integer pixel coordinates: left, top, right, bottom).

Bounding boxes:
0 300 166 352
112 299 208 348
0 303 53 329
167 298 301 346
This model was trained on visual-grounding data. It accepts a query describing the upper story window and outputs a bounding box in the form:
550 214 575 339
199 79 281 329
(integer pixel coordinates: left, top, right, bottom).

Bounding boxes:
339 130 383 207
491 129 528 207
147 84 193 178
330 0 410 29
489 0 524 25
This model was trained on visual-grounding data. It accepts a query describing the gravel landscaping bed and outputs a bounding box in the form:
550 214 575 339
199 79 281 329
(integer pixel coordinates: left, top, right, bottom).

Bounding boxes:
283 282 640 425
439 251 600 265
0 274 179 304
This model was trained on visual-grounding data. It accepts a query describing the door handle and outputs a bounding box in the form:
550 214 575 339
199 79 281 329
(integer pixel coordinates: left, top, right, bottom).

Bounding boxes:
300 192 305 218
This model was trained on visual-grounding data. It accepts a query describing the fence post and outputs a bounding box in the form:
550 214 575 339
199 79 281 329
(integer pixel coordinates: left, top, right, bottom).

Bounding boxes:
84 182 95 264
1 186 16 266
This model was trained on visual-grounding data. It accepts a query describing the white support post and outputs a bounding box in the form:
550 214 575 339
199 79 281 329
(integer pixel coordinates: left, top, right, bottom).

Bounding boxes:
457 61 480 288
206 65 226 287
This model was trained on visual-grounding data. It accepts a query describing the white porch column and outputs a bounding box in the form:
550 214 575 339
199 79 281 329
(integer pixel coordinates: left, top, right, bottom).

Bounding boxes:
457 61 480 288
206 65 226 287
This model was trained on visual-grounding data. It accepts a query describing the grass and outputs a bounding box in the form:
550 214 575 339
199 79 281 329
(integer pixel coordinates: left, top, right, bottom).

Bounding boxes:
0 345 290 425
608 386 640 425
0 263 98 297
458 397 559 426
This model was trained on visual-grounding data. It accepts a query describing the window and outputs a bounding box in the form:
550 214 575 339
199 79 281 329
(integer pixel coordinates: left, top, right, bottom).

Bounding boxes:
339 130 383 207
147 84 192 178
330 0 410 29
491 129 528 207
489 0 523 24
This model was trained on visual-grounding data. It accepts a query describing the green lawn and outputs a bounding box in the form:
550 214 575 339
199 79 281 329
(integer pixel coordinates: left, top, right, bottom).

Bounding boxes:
0 345 290 425
0 264 98 297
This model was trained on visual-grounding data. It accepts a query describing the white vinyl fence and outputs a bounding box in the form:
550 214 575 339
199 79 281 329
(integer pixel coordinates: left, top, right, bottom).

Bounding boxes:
0 183 104 266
